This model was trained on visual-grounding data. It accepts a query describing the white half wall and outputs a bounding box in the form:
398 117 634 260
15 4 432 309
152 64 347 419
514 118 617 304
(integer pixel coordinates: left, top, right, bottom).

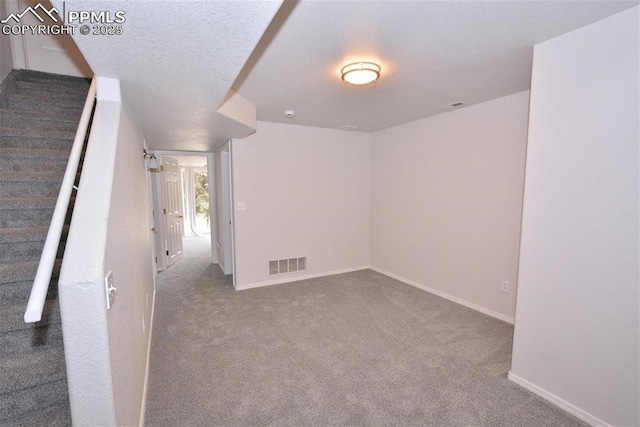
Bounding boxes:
232 121 371 289
59 78 155 426
104 102 155 426
510 7 639 426
370 91 530 322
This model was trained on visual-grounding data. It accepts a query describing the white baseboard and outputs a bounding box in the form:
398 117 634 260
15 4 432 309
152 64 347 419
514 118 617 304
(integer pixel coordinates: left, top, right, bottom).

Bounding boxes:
508 371 610 427
235 265 370 291
139 287 156 427
368 266 514 324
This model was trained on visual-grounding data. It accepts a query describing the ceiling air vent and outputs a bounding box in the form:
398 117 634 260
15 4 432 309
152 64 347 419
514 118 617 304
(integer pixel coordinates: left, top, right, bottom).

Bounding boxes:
269 257 307 275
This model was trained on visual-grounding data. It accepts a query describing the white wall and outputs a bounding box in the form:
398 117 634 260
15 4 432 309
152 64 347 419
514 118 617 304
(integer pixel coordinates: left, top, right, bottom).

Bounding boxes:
104 102 155 426
59 78 155 426
232 121 371 289
510 7 639 426
0 0 14 82
370 91 529 322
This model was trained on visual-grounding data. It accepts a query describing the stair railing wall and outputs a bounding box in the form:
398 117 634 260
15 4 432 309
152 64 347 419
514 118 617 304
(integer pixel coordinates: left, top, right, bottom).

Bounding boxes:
24 77 97 323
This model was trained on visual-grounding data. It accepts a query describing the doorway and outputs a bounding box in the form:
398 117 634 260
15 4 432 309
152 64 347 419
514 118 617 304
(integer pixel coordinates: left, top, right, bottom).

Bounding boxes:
183 167 211 237
148 152 218 272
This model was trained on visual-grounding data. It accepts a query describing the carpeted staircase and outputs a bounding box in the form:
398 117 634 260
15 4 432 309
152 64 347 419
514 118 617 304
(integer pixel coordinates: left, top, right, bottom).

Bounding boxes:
0 70 91 426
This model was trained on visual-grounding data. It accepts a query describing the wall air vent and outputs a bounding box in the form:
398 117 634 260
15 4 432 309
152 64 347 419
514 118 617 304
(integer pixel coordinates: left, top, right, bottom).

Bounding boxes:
338 125 359 131
269 257 307 275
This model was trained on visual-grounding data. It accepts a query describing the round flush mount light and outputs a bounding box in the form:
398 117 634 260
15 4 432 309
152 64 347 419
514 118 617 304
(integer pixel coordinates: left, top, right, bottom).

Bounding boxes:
341 62 381 86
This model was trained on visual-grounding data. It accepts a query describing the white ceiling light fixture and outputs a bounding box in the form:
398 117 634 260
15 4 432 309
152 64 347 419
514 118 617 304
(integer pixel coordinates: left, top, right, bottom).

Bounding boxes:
341 62 381 86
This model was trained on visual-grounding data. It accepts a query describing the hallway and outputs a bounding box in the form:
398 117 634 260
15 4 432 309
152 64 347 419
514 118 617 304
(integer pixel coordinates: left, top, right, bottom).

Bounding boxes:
144 235 232 423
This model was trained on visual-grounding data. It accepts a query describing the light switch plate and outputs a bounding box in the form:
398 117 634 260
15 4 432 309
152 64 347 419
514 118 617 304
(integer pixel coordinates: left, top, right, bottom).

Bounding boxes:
237 202 247 211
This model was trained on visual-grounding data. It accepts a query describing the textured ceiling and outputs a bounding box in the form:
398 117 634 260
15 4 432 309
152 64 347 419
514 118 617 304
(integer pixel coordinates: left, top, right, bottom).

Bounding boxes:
53 0 638 147
234 0 639 132
52 0 282 151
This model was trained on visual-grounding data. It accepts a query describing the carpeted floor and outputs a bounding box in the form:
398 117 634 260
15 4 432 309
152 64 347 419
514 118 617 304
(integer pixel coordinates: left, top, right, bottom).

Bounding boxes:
145 236 585 426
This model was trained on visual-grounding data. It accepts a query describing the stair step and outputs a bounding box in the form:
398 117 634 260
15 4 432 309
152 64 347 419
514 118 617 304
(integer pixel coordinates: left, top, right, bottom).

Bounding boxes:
0 226 68 263
11 69 90 86
13 79 89 96
0 147 71 160
0 171 65 198
0 315 63 356
0 280 58 307
0 127 75 141
15 77 89 90
2 92 84 109
1 94 83 116
0 148 71 173
0 344 66 394
0 170 64 182
0 227 47 264
0 298 61 333
0 134 74 151
0 260 61 286
0 226 49 243
0 107 81 123
0 180 62 198
0 378 70 423
5 84 88 103
3 401 71 427
0 108 80 132
0 197 59 228
0 170 64 181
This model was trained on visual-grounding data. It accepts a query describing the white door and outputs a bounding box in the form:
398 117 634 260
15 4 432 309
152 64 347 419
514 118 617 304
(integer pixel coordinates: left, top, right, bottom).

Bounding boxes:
9 0 92 77
161 156 184 267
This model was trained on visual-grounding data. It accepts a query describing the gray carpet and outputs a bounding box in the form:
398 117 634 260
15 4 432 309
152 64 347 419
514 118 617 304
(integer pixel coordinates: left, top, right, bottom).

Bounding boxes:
145 236 586 426
0 69 89 426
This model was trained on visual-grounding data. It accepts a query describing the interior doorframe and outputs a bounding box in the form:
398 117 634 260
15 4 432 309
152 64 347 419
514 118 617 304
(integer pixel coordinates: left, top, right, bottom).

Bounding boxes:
215 141 237 286
152 150 219 266
150 165 168 271
228 140 237 288
219 145 232 277
143 139 158 290
205 152 217 266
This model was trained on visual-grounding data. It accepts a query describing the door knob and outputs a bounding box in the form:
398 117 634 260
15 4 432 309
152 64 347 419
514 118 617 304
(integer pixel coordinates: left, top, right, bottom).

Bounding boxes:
178 215 184 218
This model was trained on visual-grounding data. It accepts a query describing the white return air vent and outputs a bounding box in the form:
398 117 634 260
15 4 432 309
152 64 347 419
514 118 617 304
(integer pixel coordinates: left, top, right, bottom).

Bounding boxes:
269 257 307 275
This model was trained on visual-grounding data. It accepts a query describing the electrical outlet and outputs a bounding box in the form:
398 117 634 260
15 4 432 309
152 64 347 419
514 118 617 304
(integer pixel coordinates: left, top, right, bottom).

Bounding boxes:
501 280 509 292
328 248 333 256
